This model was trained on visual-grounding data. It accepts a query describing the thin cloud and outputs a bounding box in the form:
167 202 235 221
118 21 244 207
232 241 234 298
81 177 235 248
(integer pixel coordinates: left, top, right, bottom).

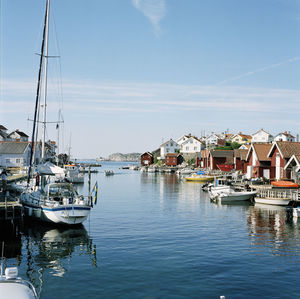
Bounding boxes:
132 0 166 37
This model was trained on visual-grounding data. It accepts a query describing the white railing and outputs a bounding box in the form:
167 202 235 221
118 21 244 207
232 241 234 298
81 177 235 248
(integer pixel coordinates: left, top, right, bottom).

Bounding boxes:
257 189 298 200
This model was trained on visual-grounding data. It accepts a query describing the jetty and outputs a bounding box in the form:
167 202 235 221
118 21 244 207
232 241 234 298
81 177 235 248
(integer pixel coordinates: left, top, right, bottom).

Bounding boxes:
0 194 23 223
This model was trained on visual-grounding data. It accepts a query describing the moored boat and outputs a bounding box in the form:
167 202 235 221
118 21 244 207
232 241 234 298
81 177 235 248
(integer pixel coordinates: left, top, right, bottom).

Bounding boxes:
271 181 299 188
0 267 38 299
185 174 214 182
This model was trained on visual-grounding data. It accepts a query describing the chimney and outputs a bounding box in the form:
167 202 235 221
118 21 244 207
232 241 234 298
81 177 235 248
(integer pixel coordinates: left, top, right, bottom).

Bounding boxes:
297 134 299 142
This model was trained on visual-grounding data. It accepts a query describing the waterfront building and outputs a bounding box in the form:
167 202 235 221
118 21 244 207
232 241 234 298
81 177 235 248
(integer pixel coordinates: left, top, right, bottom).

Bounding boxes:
207 150 233 171
0 142 31 168
165 153 183 166
159 139 180 159
140 152 154 166
245 143 272 179
7 130 29 142
251 129 273 143
233 149 248 171
267 141 300 180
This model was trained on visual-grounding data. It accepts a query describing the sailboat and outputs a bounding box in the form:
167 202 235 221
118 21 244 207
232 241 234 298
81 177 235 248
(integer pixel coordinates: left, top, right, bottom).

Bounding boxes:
20 0 94 225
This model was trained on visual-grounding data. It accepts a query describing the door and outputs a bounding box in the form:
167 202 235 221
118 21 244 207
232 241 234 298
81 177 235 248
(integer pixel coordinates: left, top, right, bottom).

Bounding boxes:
263 169 270 179
276 153 280 180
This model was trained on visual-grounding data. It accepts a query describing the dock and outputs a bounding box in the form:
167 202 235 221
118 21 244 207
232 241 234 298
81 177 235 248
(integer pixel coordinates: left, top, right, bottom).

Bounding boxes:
0 195 23 222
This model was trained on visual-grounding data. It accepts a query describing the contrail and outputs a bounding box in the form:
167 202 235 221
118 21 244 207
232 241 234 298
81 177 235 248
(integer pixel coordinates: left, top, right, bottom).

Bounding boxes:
215 56 300 86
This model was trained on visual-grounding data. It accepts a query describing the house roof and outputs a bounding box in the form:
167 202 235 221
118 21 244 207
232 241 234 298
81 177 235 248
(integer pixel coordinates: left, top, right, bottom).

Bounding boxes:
247 143 272 161
160 139 178 147
268 141 300 159
210 150 233 158
0 125 7 131
284 154 300 171
239 144 251 150
165 153 181 157
140 152 153 157
276 131 295 138
7 130 29 138
233 133 252 140
0 142 29 154
252 128 272 137
0 131 7 139
234 149 248 160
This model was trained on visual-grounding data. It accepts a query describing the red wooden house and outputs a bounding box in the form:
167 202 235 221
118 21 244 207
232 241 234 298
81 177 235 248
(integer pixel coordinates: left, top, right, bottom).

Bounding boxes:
140 152 154 166
233 149 248 171
165 153 183 166
267 141 300 180
245 143 272 179
208 150 233 171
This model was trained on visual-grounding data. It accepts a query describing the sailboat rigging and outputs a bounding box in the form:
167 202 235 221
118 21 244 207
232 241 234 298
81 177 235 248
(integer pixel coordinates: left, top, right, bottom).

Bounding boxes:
21 0 94 225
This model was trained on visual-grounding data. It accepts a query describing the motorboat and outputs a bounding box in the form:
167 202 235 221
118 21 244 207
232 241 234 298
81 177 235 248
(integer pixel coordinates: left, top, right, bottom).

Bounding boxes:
213 189 257 203
185 173 214 182
0 267 38 299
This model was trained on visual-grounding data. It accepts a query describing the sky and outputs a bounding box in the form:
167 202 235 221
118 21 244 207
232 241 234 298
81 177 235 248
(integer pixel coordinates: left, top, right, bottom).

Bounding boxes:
1 0 300 158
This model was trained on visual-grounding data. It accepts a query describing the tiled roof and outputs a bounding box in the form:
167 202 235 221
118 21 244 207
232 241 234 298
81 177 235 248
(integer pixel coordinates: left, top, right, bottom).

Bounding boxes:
8 130 29 138
210 150 233 158
0 142 29 154
234 149 248 160
253 143 272 161
276 141 300 158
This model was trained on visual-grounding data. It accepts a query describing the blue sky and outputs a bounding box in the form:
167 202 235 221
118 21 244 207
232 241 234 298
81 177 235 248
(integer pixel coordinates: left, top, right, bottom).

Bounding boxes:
1 0 300 158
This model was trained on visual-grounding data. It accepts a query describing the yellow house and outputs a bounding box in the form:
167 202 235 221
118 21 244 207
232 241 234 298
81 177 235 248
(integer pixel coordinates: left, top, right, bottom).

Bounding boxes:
231 132 252 144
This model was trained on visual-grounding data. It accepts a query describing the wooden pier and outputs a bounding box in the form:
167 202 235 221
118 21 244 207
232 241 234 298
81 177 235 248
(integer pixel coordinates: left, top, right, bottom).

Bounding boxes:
0 195 23 222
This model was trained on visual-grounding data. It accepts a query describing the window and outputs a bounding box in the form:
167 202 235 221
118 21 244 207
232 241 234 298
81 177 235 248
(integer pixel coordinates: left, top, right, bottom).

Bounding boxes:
5 159 10 164
186 146 189 151
170 142 173 146
16 159 20 164
194 147 197 150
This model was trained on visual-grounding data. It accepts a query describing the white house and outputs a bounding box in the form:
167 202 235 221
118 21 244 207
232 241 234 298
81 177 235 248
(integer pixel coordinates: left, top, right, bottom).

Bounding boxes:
7 130 29 142
0 142 31 167
205 133 222 147
177 134 191 146
251 129 273 143
160 139 180 159
180 136 204 154
274 131 295 142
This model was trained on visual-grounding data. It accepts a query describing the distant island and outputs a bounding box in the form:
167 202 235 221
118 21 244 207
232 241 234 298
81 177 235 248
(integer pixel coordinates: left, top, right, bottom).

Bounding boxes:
108 153 141 162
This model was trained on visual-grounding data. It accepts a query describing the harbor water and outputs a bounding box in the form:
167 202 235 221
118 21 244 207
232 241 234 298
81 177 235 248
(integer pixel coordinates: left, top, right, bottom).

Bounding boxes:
2 161 300 298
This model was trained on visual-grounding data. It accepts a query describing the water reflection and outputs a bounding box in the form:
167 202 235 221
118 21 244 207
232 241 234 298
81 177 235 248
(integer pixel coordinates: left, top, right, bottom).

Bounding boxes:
247 204 300 256
1 221 97 297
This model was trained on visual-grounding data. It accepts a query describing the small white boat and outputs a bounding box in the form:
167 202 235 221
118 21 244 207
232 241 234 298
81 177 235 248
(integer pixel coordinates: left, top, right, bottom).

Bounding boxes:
211 188 257 202
218 190 257 202
0 267 38 299
254 197 291 206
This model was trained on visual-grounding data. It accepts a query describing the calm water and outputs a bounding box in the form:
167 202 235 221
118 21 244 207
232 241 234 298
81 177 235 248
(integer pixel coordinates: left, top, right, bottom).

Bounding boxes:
2 161 300 298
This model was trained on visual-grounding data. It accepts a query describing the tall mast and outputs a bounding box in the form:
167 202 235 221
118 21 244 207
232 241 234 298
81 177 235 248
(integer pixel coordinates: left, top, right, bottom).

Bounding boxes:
27 0 50 184
41 0 50 161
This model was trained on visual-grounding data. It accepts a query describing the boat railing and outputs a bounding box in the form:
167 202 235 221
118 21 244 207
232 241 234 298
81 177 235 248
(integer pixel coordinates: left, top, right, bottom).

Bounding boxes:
257 189 298 200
